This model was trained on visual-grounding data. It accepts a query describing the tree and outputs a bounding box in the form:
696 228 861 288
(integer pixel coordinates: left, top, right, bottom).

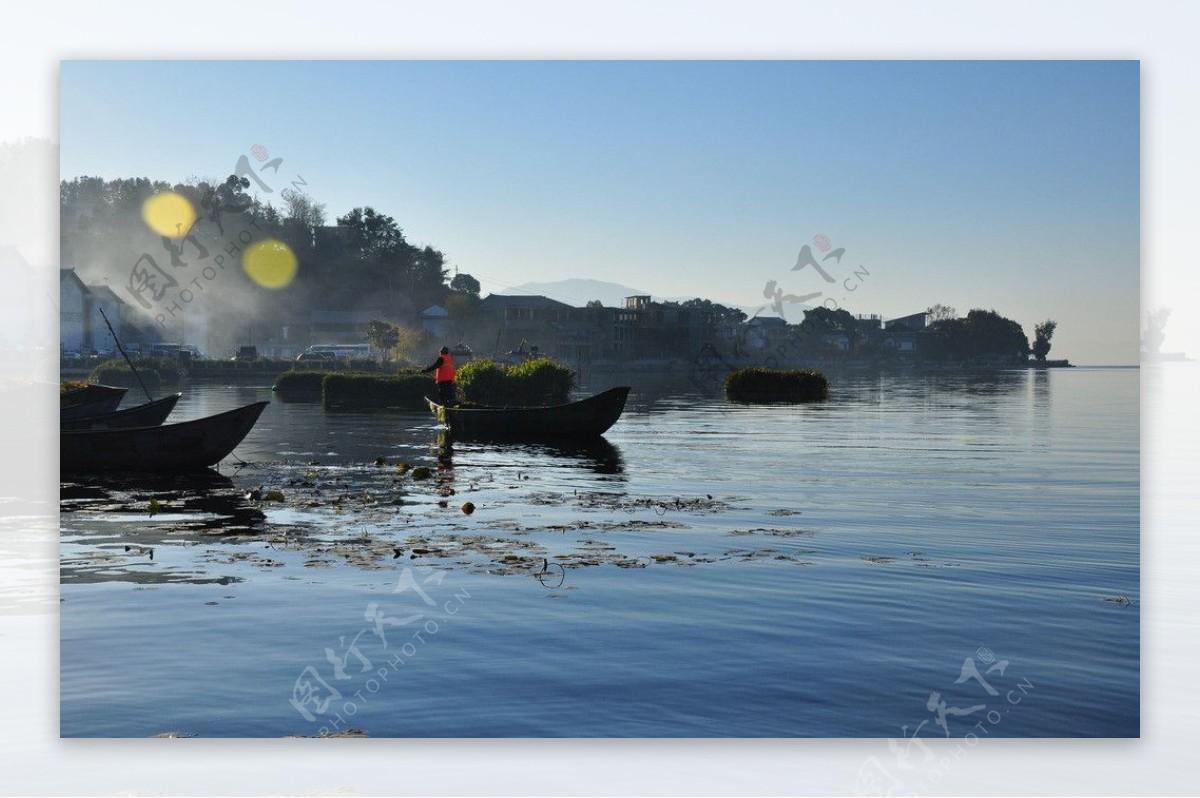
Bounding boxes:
802 306 857 334
586 300 604 309
410 245 450 309
673 297 748 325
1144 307 1171 356
450 272 481 297
336 206 406 258
363 319 429 364
281 188 326 231
927 303 957 323
365 319 401 362
1031 319 1057 362
394 325 431 364
799 306 861 354
922 309 1030 363
444 292 482 342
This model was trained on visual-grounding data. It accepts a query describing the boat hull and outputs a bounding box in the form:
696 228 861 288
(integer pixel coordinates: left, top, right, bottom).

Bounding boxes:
428 387 630 440
60 384 129 421
61 393 181 431
60 401 269 473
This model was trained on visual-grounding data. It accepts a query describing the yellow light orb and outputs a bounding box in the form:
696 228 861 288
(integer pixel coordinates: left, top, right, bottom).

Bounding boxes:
141 191 197 238
243 238 298 289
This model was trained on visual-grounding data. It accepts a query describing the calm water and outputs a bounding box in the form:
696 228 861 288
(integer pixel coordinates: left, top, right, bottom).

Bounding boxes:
59 368 1139 737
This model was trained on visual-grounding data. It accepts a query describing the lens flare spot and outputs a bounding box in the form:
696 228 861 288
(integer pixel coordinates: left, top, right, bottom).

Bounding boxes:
243 239 298 289
141 192 198 238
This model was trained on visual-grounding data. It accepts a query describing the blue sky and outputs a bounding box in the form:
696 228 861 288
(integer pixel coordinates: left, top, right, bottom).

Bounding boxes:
60 60 1139 364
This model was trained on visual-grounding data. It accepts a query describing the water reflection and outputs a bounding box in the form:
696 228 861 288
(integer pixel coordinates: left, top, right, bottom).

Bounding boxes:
926 369 1027 395
61 471 267 535
434 431 626 477
61 471 269 585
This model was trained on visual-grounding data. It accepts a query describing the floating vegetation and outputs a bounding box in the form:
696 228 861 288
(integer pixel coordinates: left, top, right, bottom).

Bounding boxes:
858 551 961 568
574 492 733 514
724 367 828 403
728 527 816 538
545 519 686 533
1102 595 1136 607
456 357 574 406
62 456 823 592
322 371 431 412
88 357 181 392
271 371 326 397
285 728 369 738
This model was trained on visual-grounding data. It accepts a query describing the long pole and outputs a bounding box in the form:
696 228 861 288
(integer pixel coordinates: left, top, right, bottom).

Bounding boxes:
98 307 153 402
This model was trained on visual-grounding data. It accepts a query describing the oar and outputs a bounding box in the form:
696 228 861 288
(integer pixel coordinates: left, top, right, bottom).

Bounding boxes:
98 306 154 402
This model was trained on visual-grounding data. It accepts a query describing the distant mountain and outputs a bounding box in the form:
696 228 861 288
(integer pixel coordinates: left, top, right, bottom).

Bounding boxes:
492 278 768 318
493 279 650 308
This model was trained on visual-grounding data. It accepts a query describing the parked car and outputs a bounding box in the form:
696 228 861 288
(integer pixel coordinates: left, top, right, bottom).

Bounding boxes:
178 344 207 360
232 346 259 362
296 352 334 363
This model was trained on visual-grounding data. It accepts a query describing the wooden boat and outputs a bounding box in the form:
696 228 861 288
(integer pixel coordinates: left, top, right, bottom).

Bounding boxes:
61 401 269 473
61 393 181 431
60 384 128 420
428 386 630 440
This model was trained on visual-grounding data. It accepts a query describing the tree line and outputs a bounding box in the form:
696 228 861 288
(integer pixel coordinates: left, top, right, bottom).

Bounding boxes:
60 174 1059 363
795 305 1057 362
60 174 484 350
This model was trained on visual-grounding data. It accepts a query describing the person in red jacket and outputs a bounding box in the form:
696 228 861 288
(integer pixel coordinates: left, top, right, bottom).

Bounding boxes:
422 345 457 406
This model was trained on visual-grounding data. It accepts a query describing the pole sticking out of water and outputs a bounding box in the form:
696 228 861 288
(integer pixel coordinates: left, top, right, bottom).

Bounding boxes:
98 306 154 403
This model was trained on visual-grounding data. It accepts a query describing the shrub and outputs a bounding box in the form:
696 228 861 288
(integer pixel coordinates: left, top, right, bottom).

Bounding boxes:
724 367 828 403
506 358 575 405
138 357 182 382
457 357 574 406
273 371 327 395
454 359 508 405
322 372 433 412
87 359 165 393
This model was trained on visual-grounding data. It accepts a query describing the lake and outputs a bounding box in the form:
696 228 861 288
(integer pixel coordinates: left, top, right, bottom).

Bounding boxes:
59 367 1139 739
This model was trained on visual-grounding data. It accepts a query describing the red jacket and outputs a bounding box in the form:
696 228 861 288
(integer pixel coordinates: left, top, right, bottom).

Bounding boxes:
432 353 455 383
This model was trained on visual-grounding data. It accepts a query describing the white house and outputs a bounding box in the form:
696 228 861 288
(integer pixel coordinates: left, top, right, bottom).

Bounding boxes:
85 284 126 353
60 268 89 352
420 304 450 338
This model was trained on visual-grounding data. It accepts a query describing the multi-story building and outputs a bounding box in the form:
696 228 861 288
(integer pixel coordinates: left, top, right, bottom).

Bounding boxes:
883 311 928 352
477 294 574 356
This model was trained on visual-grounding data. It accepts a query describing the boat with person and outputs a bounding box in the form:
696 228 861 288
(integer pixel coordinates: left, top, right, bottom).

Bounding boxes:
427 386 630 440
60 393 181 431
60 383 128 420
61 401 269 472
